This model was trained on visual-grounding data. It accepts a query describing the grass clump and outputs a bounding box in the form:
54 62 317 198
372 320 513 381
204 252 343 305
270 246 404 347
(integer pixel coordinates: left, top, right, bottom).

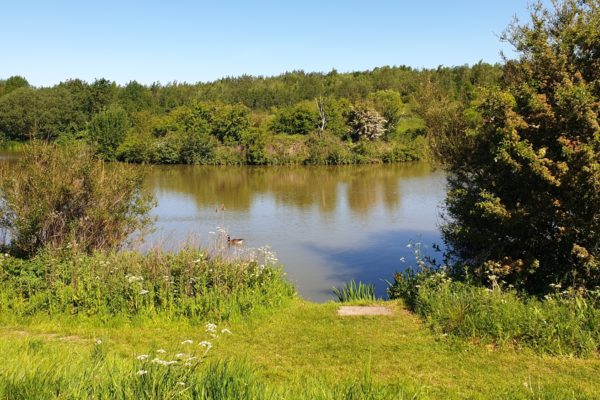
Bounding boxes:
389 269 600 357
332 280 377 303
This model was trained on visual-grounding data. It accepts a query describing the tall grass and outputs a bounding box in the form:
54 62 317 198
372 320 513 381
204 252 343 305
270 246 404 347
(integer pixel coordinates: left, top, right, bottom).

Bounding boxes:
332 280 377 303
0 246 295 324
389 270 600 357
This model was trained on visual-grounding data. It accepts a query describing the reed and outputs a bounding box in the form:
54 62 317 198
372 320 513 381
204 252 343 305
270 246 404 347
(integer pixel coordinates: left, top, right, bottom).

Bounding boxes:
332 280 377 303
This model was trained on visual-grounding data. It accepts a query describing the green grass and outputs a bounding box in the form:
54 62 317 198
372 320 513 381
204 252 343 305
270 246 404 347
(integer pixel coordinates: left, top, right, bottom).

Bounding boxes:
1 300 598 399
1 251 599 398
0 248 295 323
389 270 600 357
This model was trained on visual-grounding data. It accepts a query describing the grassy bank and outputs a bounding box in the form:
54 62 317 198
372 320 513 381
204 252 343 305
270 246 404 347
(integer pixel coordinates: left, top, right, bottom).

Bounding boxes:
1 251 599 399
0 248 295 324
389 270 600 357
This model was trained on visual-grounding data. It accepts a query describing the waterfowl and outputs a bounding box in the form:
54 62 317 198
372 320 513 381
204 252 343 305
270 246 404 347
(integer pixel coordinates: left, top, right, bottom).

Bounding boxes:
227 235 244 245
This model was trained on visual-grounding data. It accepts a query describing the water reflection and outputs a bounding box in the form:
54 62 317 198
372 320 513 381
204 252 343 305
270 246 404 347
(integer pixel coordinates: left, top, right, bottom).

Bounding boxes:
147 163 435 215
146 163 446 301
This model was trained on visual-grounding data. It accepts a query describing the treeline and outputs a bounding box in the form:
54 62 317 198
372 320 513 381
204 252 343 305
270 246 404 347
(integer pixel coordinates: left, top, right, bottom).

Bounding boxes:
0 64 501 165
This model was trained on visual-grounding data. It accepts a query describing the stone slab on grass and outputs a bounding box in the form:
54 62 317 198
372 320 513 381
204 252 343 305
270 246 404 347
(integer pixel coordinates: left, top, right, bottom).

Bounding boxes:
337 306 393 316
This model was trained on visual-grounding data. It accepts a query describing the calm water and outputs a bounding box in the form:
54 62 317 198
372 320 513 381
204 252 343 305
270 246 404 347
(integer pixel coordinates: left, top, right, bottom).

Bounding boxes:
0 150 446 301
144 163 446 301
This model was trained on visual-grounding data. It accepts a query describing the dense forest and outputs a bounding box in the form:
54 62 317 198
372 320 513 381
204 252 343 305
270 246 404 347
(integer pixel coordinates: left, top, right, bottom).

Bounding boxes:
0 64 501 165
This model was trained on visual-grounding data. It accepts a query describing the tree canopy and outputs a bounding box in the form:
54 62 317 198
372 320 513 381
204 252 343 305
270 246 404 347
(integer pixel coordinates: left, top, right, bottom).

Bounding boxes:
437 0 600 294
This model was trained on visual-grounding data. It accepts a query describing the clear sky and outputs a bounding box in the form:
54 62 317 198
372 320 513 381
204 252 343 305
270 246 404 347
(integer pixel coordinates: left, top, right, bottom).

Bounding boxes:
2 0 545 86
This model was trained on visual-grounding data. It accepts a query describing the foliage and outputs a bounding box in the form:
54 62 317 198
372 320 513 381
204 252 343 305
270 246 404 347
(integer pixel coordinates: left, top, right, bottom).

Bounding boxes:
435 0 600 293
347 106 387 141
389 268 600 357
271 101 319 135
0 87 86 142
180 130 218 165
367 89 406 138
0 64 502 165
332 280 377 303
89 105 131 160
0 142 154 257
0 75 29 96
0 245 295 321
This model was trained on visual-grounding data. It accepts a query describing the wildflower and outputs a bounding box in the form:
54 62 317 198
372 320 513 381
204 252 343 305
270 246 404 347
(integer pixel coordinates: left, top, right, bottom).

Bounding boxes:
177 382 186 386
181 339 193 345
184 362 192 367
199 341 212 349
127 275 144 284
96 339 102 345
221 328 232 334
137 370 148 376
136 354 149 361
156 349 166 354
139 289 150 295
175 353 186 359
205 322 217 333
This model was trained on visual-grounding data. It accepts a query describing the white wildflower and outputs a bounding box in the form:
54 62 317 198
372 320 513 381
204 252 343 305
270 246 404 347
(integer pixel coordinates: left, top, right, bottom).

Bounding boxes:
95 339 102 345
177 381 186 386
205 322 217 333
127 275 144 284
199 341 212 349
136 354 149 361
137 370 148 376
221 328 232 334
181 339 193 345
156 349 166 354
139 289 150 295
175 353 186 359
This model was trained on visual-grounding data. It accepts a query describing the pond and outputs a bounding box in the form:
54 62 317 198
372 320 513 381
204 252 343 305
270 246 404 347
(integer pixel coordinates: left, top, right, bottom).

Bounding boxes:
144 163 446 301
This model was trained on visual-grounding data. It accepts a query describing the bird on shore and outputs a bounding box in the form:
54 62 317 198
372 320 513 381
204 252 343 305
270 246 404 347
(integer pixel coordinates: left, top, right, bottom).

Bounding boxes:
227 235 244 245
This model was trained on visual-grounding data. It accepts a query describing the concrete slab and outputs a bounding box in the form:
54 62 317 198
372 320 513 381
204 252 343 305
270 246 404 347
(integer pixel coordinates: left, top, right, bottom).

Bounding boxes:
337 306 393 316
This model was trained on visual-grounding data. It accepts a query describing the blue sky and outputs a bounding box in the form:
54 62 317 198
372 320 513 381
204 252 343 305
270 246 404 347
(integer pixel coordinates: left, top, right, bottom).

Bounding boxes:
2 1 545 86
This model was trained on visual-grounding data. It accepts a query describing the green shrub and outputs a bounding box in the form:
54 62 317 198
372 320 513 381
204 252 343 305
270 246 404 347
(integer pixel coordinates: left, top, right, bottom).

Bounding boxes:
151 133 181 164
89 105 130 160
0 142 154 257
305 132 354 165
